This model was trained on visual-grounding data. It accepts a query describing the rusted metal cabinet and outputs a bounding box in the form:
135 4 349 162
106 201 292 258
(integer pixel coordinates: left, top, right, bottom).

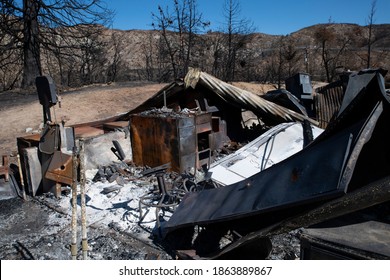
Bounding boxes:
130 113 198 173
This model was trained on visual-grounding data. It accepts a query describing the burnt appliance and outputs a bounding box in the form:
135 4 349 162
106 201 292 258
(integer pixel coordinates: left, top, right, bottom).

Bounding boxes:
130 108 227 173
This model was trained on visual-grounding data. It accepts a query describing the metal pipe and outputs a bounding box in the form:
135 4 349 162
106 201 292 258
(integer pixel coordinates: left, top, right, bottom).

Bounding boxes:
17 154 26 200
79 139 88 260
71 146 78 260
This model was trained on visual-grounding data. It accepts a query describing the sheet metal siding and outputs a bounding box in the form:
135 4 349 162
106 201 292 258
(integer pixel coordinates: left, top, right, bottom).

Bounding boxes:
315 83 345 129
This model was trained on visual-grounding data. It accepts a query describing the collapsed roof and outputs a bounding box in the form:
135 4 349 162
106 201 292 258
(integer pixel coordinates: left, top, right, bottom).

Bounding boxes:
120 68 317 141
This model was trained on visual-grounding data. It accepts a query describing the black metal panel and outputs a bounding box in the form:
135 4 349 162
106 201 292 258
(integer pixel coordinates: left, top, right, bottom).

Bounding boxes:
285 73 312 98
36 76 57 106
163 127 353 232
36 75 57 123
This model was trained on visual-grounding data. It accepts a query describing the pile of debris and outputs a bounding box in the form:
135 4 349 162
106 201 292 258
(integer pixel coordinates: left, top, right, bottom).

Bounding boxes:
3 68 390 260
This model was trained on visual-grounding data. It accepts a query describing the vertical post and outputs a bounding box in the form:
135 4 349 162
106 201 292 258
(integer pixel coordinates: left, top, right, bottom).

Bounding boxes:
17 154 26 200
2 155 9 182
71 146 78 260
55 183 61 198
79 139 88 260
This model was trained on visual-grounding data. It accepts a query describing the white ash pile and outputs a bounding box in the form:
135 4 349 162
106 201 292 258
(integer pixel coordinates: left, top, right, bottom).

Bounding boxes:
62 161 204 238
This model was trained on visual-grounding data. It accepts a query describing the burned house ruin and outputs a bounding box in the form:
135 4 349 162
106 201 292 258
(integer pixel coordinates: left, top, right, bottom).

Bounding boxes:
158 68 390 259
4 67 390 260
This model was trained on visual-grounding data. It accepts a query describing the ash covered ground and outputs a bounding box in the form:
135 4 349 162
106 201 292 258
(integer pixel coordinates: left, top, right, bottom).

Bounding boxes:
0 165 301 260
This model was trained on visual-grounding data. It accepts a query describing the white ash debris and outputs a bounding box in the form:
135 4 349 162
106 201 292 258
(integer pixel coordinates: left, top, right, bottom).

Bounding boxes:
57 162 190 243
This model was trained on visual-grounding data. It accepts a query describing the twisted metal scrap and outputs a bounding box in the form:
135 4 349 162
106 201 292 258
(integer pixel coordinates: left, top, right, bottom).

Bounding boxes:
185 67 318 125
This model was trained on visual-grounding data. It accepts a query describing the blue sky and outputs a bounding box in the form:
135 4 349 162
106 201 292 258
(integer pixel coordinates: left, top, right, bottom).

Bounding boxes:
107 0 389 35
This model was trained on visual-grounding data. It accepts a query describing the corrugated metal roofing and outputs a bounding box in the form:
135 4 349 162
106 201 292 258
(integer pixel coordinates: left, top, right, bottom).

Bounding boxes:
315 81 345 129
122 68 318 126
185 68 318 125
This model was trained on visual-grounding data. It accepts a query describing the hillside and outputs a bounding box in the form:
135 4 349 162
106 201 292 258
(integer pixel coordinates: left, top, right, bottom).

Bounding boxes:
105 23 390 64
96 23 390 83
1 23 389 91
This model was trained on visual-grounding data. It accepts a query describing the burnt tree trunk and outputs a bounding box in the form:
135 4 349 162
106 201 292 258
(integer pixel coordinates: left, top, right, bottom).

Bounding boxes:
21 0 42 89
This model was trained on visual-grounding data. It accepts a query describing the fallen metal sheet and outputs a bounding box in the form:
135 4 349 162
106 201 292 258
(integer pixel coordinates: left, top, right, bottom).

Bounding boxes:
163 125 354 230
208 122 324 186
199 175 390 259
160 69 390 256
337 69 388 118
